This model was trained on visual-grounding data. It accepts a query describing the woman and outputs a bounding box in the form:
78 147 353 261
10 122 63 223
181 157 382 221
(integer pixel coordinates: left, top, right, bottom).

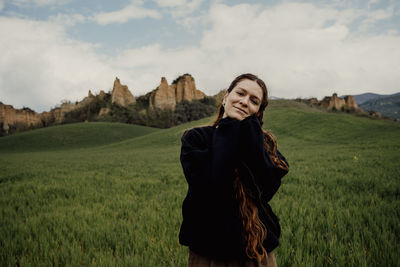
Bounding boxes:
179 73 289 267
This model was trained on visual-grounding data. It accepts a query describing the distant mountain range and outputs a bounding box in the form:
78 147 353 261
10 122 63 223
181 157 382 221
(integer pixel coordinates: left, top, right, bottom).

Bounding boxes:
346 92 400 119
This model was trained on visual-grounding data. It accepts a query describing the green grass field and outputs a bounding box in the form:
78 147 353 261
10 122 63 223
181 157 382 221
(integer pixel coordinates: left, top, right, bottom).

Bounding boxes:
1 101 399 266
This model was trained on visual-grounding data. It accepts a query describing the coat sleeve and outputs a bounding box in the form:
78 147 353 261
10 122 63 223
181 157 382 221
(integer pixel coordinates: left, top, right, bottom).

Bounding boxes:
180 118 241 195
180 116 288 201
237 115 289 202
179 121 246 250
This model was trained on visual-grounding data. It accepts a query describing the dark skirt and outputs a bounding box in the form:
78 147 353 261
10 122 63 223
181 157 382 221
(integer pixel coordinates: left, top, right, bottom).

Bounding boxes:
187 250 277 267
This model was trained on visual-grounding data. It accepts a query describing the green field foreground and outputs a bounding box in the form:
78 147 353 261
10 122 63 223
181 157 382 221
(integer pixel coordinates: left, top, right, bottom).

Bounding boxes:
0 101 399 266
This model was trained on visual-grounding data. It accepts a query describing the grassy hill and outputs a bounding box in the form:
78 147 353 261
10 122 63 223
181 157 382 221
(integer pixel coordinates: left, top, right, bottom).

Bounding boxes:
0 100 399 266
0 122 158 152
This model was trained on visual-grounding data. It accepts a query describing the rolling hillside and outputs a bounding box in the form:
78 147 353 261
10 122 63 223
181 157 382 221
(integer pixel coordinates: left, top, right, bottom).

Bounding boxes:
0 122 158 152
0 100 399 266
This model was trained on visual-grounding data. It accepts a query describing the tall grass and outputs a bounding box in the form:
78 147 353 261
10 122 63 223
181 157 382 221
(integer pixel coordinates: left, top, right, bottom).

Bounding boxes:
0 101 399 266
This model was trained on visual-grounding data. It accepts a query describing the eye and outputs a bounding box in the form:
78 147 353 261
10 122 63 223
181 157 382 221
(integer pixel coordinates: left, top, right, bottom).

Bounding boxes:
251 98 260 105
236 91 245 96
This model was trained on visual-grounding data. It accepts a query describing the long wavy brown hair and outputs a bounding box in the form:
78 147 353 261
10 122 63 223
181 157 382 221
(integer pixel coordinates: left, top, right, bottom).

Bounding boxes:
213 73 289 261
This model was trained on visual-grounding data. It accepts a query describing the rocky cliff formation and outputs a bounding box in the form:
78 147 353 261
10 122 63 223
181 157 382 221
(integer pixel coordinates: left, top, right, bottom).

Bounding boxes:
45 90 96 125
0 89 98 135
149 74 205 110
300 93 360 111
149 77 176 110
174 74 205 102
111 78 136 107
327 93 346 110
0 104 43 135
344 95 360 111
1 74 209 136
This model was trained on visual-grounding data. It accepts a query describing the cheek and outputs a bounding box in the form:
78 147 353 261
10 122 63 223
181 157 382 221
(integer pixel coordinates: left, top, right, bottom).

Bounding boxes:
249 105 260 115
228 94 240 103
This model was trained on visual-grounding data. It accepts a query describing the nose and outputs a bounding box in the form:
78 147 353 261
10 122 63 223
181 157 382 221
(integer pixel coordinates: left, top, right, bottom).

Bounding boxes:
239 96 249 107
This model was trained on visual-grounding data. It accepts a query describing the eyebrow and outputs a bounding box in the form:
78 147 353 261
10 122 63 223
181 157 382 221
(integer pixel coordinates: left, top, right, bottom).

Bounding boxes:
237 87 261 102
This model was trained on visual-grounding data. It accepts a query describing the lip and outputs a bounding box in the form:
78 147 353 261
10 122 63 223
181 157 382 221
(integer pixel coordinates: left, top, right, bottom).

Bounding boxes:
234 106 247 115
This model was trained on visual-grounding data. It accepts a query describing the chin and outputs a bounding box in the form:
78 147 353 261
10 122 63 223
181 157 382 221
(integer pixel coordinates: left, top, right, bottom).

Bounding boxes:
229 112 246 121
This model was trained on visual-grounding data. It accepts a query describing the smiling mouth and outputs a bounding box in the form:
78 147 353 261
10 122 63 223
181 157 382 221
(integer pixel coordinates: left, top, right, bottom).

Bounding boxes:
235 107 247 115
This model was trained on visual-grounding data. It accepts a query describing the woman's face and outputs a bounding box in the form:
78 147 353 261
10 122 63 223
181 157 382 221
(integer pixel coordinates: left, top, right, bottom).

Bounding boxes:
222 79 263 121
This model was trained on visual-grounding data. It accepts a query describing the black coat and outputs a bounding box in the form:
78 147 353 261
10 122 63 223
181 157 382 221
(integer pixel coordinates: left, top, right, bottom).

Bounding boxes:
179 115 289 260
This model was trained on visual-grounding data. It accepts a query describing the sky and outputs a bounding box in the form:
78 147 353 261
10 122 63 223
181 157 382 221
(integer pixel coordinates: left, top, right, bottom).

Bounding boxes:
0 0 399 112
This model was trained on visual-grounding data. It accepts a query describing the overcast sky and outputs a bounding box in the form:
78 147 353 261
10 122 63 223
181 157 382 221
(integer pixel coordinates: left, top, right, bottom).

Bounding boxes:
1 0 399 112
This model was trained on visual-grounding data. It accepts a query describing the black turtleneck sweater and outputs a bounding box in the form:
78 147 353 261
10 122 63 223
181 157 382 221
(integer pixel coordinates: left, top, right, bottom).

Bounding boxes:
179 115 289 260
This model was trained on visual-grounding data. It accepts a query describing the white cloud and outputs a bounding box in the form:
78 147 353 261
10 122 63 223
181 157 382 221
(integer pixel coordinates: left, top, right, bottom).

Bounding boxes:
155 0 204 17
368 0 379 6
0 16 120 112
359 7 393 31
112 2 400 99
10 0 70 7
91 3 161 25
154 0 187 7
181 13 209 31
368 8 393 20
1 1 400 113
48 13 86 27
192 2 400 98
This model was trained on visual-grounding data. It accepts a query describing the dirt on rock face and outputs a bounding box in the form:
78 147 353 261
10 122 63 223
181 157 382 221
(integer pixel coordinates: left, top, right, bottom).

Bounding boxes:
328 93 346 110
150 74 205 110
0 103 43 128
42 91 96 125
174 74 205 103
149 77 176 110
344 95 360 111
0 89 99 134
111 77 136 107
302 93 361 112
1 74 208 135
